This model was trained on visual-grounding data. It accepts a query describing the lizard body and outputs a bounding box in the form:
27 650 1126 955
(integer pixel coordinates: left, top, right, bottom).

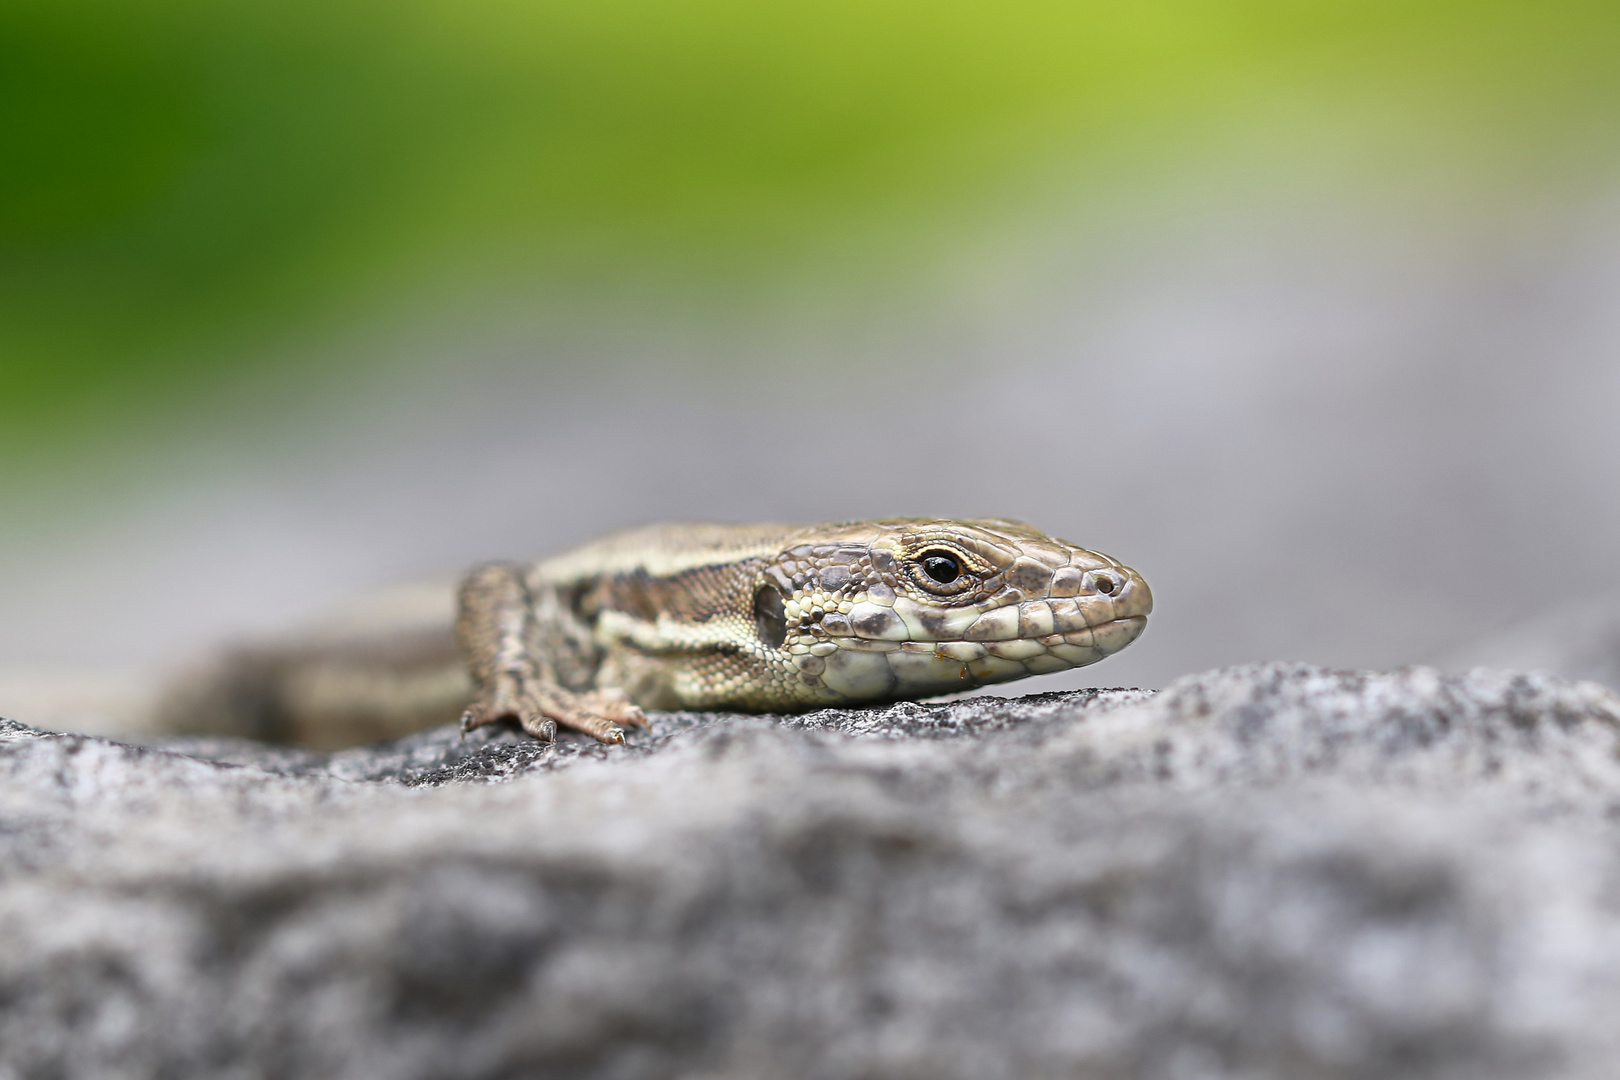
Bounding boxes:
457 518 1151 744
161 518 1150 747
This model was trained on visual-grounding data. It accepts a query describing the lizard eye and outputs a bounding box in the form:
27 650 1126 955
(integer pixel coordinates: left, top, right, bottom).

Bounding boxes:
919 551 961 584
903 543 980 597
753 585 787 648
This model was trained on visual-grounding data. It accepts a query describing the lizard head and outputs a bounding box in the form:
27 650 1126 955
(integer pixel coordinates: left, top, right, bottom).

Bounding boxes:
751 518 1151 705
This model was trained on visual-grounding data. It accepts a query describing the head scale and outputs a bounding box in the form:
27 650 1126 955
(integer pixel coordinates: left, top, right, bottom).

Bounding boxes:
743 518 1151 707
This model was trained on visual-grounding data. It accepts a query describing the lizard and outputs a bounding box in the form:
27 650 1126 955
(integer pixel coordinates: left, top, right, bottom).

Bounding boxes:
455 518 1151 744
158 518 1151 747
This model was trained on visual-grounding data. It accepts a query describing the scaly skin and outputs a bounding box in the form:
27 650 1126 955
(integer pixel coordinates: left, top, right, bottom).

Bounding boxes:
457 519 1151 744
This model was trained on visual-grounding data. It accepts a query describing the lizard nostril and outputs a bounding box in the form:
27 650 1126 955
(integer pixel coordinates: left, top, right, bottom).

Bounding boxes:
1092 573 1118 596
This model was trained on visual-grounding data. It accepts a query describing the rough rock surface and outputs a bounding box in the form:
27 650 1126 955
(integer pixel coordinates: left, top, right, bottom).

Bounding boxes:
5 664 1620 1080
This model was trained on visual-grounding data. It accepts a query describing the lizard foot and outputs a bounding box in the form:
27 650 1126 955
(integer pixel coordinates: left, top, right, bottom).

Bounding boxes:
460 683 647 745
461 694 558 743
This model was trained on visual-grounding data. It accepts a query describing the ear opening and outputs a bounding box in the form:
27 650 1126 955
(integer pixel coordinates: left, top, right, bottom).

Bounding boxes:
753 585 787 649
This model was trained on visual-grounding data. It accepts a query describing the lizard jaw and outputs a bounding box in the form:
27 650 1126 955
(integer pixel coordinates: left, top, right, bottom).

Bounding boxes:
810 609 1149 702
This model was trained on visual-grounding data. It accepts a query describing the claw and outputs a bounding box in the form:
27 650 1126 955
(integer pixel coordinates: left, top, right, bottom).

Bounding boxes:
518 713 558 743
460 685 641 746
582 688 648 730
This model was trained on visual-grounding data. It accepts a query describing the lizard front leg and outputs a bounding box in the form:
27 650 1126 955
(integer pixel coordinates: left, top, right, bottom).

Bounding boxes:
456 563 647 744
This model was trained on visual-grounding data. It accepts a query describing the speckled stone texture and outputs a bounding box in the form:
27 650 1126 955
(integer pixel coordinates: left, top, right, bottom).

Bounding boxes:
4 664 1620 1080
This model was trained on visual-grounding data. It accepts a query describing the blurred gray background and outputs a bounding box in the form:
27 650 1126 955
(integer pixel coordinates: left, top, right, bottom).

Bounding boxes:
3 193 1617 723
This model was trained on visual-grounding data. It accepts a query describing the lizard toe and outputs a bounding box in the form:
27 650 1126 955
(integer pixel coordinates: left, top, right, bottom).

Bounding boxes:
460 703 504 735
558 710 628 745
516 711 558 743
582 689 649 729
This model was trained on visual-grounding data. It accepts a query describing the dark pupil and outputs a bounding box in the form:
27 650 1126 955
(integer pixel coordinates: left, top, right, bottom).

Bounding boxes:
921 552 961 584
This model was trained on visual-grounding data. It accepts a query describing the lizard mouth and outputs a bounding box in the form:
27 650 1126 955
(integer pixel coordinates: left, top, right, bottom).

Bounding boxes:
825 612 1148 657
811 614 1147 701
822 608 1153 650
921 612 1145 652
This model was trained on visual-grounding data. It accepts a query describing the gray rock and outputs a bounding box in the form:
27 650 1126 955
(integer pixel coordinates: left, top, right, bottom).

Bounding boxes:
3 664 1620 1080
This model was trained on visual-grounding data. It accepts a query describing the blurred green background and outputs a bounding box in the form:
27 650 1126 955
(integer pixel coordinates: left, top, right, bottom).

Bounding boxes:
7 0 1620 476
8 0 1620 719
